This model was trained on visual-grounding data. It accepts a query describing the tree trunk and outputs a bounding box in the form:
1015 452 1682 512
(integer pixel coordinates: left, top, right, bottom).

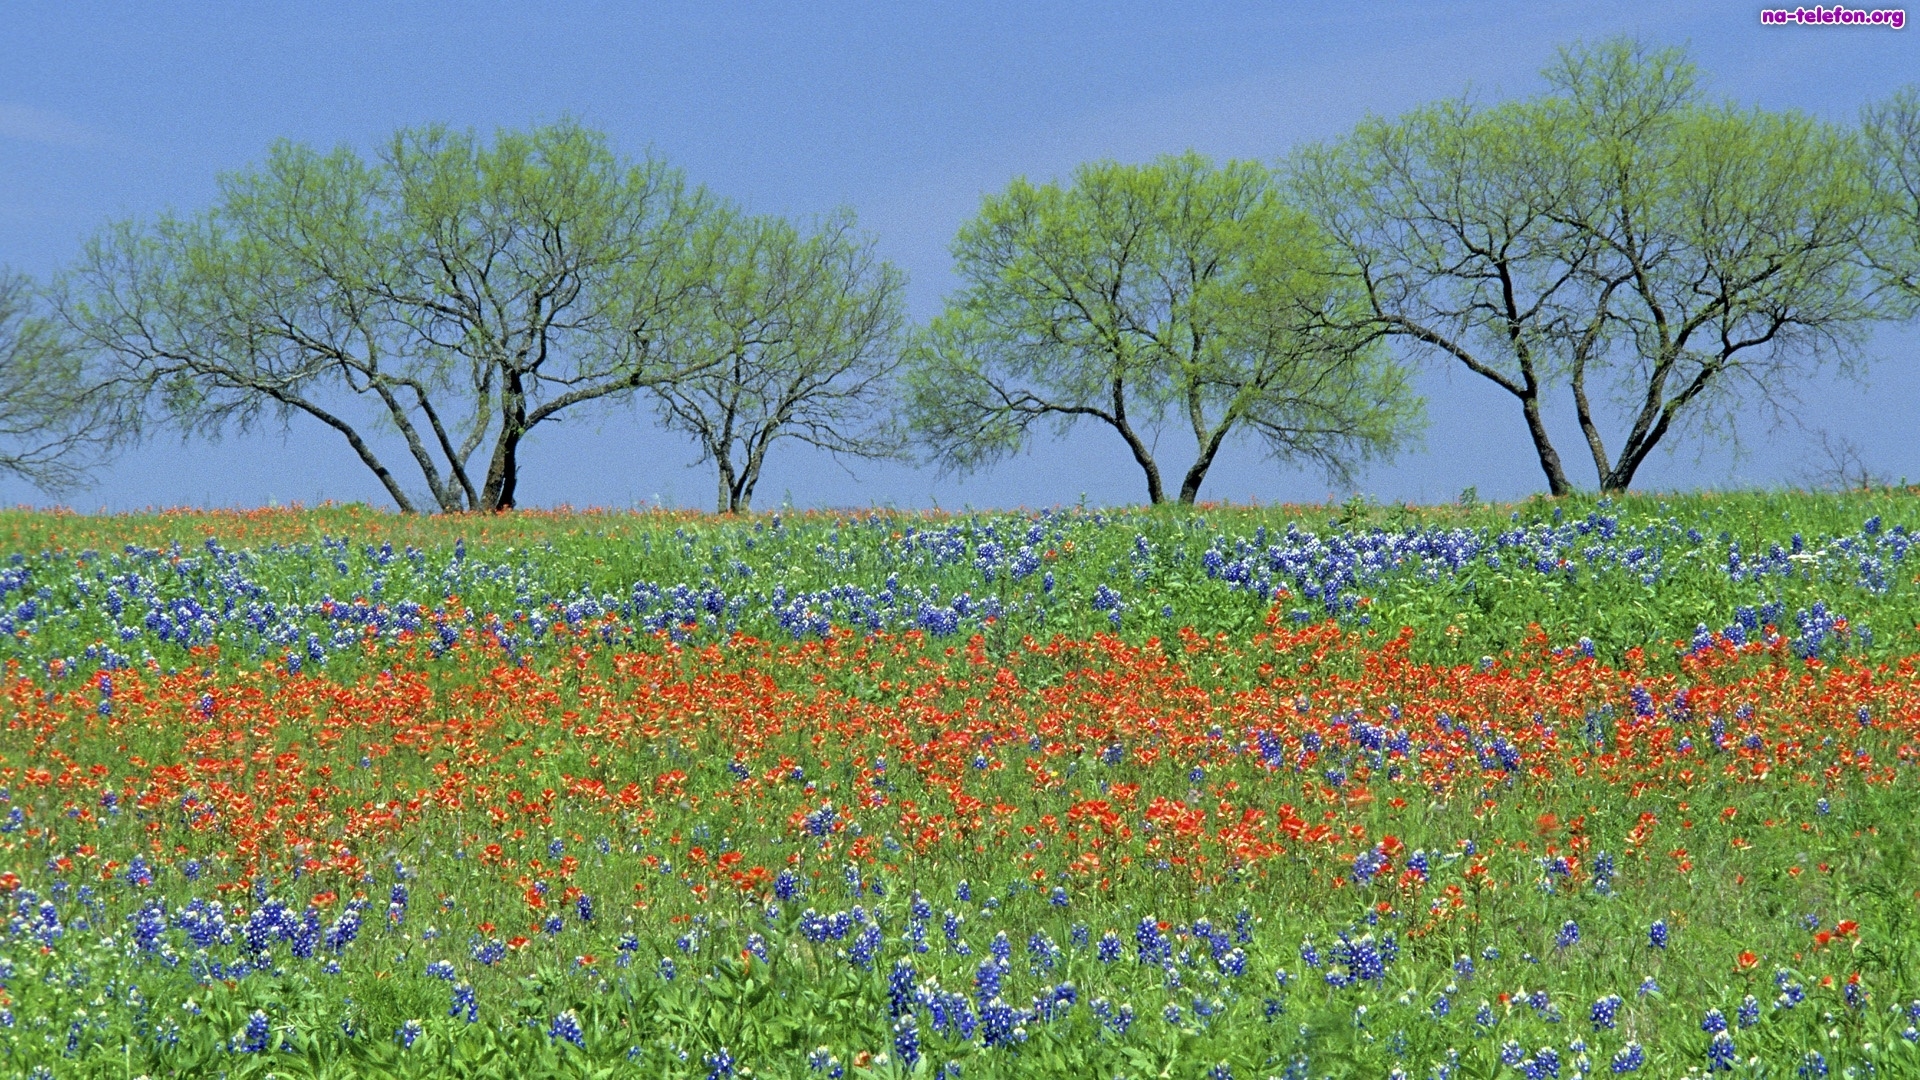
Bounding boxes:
482 371 527 511
1108 378 1164 504
716 453 737 514
1519 393 1574 497
275 392 421 513
1176 424 1232 506
734 432 771 514
1600 420 1669 492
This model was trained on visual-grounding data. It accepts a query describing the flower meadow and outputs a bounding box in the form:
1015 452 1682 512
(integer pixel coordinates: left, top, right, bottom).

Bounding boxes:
5 494 1920 1078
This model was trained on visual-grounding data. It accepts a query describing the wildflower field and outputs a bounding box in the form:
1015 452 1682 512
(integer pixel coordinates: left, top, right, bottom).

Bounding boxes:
6 492 1920 1079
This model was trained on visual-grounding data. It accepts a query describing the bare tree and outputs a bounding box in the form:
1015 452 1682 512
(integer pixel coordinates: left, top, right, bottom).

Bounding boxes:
649 210 907 513
1798 427 1888 491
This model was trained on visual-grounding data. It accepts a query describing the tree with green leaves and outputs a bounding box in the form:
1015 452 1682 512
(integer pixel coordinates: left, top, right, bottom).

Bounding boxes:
904 152 1421 506
648 209 907 514
61 121 721 512
1863 85 1920 312
1291 39 1881 495
0 270 111 491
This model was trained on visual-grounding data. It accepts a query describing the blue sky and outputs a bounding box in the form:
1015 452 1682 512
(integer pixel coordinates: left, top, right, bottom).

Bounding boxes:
1 1 1915 511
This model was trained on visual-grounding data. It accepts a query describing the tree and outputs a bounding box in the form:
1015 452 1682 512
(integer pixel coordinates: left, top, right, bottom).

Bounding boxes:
62 121 721 512
1553 43 1878 492
1290 95 1600 495
648 209 907 513
904 152 1420 506
0 270 111 491
1862 85 1920 311
1291 39 1881 495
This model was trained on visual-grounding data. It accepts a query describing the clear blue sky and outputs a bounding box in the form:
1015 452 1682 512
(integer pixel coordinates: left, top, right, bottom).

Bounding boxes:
1 2 1914 512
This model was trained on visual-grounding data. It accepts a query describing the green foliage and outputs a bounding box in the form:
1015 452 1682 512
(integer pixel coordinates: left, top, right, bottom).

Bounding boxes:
1289 37 1886 496
1 492 1920 1077
0 270 110 491
904 152 1422 506
647 208 910 513
62 121 723 512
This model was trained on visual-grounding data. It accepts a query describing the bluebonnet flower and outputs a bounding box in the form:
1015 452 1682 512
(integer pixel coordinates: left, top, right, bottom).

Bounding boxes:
132 900 167 952
397 1019 422 1049
1590 994 1621 1030
705 1046 735 1079
1219 948 1247 978
1611 1041 1644 1073
549 1009 585 1048
1555 920 1579 949
774 869 801 901
893 1016 920 1068
979 997 1021 1048
847 923 883 970
1350 848 1387 885
1706 1030 1735 1071
450 981 477 1022
888 959 916 1017
1135 918 1170 965
1649 920 1668 948
325 906 362 952
975 958 1006 1005
236 1010 271 1054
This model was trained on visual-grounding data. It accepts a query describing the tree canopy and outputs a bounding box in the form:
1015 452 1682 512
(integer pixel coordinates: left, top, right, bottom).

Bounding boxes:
63 121 721 511
647 209 907 514
0 270 112 491
904 153 1422 505
1291 39 1881 494
1864 85 1920 313
28 57 1920 509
